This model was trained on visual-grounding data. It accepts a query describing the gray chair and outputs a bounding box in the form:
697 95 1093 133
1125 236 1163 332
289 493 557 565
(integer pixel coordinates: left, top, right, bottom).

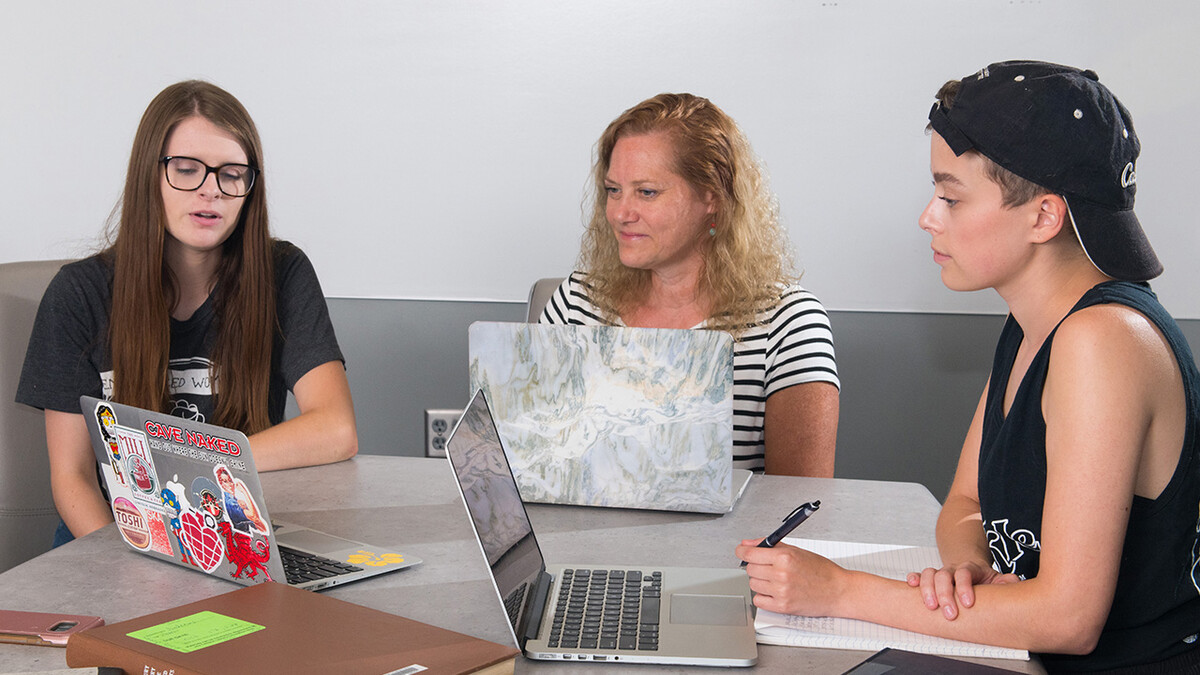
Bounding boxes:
525 277 565 322
0 259 71 572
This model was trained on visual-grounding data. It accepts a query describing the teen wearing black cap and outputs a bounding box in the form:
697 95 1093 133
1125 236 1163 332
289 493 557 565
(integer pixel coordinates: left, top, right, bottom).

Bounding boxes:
737 61 1200 672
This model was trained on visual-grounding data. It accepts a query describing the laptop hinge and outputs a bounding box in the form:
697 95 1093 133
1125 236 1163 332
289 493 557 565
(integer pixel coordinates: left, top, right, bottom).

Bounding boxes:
524 570 553 642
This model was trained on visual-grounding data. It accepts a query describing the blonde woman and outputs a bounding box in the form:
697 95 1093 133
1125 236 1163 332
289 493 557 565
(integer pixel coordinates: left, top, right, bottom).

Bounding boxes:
542 93 839 476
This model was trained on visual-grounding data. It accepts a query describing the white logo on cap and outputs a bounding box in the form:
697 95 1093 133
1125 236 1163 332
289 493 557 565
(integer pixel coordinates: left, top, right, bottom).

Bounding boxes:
1121 162 1136 188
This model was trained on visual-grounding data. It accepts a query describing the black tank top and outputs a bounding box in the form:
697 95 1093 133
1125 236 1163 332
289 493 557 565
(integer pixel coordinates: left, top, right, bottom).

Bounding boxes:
978 281 1200 672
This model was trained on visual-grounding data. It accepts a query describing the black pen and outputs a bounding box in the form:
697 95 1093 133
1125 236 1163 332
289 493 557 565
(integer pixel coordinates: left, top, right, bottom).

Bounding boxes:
740 500 820 567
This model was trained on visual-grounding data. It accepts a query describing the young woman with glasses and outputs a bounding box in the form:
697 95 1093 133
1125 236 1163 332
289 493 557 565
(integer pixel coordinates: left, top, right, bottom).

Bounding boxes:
17 80 357 545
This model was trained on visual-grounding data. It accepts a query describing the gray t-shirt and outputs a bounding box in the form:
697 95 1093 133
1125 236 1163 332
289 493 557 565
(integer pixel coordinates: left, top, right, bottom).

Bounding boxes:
16 240 344 427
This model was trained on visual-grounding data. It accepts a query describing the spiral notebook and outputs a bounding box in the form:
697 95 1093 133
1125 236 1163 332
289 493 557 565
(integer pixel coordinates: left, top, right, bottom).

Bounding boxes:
754 538 1029 661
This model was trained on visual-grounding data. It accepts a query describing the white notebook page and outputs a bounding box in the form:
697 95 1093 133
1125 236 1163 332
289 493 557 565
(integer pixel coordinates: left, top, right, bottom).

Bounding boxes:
754 538 1029 660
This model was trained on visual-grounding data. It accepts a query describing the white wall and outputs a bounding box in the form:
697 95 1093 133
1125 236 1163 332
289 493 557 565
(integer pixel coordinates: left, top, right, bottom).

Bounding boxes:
4 1 1197 317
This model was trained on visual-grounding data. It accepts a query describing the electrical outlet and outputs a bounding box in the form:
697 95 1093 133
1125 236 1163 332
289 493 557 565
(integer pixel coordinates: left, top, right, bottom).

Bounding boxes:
424 409 462 458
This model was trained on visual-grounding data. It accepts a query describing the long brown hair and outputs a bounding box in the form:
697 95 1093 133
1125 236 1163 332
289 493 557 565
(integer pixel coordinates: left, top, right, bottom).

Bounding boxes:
579 93 796 336
108 80 275 434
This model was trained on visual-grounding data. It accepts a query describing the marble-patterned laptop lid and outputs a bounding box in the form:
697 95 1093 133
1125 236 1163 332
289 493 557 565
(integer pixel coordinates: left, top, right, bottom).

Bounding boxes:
467 322 735 513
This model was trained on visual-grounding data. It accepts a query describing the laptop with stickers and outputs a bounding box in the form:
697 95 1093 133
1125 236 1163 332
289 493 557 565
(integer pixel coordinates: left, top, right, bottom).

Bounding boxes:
446 390 757 666
80 395 421 591
468 321 751 514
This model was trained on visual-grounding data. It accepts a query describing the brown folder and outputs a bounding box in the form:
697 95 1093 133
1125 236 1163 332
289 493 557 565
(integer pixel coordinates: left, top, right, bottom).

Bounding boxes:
65 581 518 675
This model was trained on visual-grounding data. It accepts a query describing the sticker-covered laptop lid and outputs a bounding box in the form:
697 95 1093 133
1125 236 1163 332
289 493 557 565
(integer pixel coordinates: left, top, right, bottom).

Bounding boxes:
82 396 287 585
468 322 734 513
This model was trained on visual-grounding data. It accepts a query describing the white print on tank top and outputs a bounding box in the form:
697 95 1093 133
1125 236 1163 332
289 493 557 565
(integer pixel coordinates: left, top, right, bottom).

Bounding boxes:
984 518 1041 580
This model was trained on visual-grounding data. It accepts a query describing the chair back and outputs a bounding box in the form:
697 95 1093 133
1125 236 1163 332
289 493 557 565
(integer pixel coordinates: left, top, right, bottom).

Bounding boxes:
0 259 71 572
525 277 565 322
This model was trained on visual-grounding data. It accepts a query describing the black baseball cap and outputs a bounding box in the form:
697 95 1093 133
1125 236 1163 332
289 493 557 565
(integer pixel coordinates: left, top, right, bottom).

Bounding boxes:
928 60 1162 281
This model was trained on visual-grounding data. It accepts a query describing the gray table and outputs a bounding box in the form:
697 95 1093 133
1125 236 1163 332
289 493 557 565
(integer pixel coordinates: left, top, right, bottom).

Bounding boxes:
0 456 1041 673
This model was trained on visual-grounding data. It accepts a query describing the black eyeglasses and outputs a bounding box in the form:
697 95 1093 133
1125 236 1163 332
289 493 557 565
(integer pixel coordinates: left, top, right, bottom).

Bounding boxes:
161 156 258 198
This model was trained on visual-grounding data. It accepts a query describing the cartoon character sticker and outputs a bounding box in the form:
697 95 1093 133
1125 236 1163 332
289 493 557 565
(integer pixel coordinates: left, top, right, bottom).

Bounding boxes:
161 482 199 568
200 489 224 520
94 402 127 487
190 476 225 522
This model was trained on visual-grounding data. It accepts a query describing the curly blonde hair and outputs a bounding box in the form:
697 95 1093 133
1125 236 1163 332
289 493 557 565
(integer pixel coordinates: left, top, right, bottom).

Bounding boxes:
578 93 797 336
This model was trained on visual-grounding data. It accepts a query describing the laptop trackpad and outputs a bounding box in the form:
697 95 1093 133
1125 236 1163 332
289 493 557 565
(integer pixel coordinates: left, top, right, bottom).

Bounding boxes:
276 528 357 555
668 594 747 626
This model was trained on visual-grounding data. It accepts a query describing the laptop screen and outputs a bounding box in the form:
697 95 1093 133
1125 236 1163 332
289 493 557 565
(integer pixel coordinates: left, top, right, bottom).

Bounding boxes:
446 391 547 643
467 321 735 512
80 396 287 583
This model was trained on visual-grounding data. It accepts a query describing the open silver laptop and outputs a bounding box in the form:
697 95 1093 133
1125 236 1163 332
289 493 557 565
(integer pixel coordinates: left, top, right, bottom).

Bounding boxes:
81 395 421 590
468 321 751 514
446 390 757 666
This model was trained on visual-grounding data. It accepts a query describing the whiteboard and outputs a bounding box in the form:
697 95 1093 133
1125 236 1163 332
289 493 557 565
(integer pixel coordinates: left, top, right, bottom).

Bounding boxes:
3 1 1197 317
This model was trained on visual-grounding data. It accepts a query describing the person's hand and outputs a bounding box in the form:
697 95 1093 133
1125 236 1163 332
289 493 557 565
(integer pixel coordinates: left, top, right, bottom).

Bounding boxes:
735 538 845 616
905 561 1019 620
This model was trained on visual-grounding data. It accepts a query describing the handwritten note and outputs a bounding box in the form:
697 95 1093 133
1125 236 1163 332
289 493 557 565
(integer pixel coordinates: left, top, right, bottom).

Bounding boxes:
127 611 264 653
754 538 1029 660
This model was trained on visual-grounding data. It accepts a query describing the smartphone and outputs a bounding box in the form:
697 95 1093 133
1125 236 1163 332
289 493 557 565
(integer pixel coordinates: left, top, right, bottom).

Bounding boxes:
0 609 105 647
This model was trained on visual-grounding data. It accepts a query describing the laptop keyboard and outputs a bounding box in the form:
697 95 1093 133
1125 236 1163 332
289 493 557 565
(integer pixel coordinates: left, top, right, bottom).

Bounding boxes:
548 568 662 652
279 546 363 585
504 582 529 628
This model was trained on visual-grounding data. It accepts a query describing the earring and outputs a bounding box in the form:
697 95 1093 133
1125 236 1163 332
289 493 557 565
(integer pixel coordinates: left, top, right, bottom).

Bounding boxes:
708 225 717 237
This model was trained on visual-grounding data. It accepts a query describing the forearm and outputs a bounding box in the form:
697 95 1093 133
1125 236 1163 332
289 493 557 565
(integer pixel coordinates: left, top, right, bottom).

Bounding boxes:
45 410 112 538
839 571 1099 655
742 542 1099 653
52 472 113 538
247 405 357 471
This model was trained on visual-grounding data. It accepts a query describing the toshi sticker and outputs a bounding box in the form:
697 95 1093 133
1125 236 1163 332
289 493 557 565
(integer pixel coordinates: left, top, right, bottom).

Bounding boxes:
112 497 150 550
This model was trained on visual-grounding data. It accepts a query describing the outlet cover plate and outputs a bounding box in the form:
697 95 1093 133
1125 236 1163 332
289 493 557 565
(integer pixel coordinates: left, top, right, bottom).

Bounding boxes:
424 409 462 458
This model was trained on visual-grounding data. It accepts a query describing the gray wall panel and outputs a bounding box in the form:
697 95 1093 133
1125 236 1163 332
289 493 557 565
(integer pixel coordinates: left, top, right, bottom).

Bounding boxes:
829 311 1004 502
319 298 1200 502
326 298 526 458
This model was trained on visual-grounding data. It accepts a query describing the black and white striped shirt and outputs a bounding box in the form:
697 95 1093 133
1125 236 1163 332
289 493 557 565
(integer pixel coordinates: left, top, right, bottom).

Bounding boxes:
540 272 839 471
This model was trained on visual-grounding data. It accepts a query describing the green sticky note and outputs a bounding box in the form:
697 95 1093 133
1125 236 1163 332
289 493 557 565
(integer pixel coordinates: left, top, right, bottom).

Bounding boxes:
127 611 264 653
